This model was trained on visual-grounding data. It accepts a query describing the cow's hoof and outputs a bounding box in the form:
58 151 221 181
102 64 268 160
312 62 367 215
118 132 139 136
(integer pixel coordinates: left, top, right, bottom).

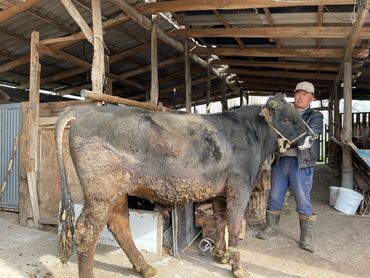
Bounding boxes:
233 266 251 278
134 264 157 278
214 251 229 264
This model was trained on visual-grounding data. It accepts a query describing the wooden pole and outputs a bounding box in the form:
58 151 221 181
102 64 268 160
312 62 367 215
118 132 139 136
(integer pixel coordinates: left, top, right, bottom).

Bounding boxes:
341 60 353 189
104 54 112 95
206 61 211 113
28 31 41 228
91 0 104 94
222 77 227 111
333 84 340 170
150 15 159 105
328 94 333 164
81 90 175 112
185 40 192 113
239 87 243 107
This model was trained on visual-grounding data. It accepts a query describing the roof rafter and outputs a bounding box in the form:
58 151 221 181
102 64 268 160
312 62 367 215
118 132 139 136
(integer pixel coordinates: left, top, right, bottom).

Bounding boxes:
0 0 42 24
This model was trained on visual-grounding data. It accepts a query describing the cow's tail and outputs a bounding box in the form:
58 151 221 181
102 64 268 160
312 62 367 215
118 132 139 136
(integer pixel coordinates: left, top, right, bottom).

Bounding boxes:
55 108 78 264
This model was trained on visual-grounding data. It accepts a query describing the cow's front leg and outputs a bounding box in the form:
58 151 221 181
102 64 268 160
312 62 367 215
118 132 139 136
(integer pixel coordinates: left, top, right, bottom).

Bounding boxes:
226 179 252 278
212 198 229 264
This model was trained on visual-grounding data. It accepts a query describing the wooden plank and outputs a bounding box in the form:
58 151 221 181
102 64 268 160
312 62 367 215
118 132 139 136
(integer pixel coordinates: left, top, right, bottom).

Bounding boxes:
91 0 105 94
0 0 42 24
104 55 113 95
206 62 211 113
228 69 337 80
172 26 370 39
60 0 93 44
26 171 40 228
211 59 339 71
136 0 355 13
192 46 369 59
19 102 31 226
185 41 191 113
150 15 159 105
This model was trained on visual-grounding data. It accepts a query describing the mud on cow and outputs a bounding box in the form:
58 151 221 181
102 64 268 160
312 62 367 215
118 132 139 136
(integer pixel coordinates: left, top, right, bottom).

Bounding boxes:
56 94 314 278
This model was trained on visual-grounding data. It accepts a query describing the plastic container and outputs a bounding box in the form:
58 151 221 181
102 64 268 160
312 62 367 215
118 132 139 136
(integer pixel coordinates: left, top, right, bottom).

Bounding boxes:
329 186 339 206
334 188 363 215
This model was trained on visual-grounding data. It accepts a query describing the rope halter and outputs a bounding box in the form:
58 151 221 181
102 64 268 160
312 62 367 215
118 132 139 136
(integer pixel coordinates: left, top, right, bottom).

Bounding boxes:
261 106 318 154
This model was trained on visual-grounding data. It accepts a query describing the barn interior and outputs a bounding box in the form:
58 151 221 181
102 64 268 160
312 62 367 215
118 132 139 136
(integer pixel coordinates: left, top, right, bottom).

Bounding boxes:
0 1 370 277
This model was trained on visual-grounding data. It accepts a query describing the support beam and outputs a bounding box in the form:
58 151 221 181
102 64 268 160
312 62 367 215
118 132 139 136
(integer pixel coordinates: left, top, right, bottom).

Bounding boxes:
185 41 192 113
28 31 41 228
108 0 238 92
60 0 93 44
136 0 355 13
81 90 175 112
193 46 369 59
0 14 128 74
104 55 112 95
150 15 159 105
222 77 227 112
0 0 42 24
206 62 211 113
211 59 339 72
228 69 337 81
341 60 353 189
91 0 105 94
172 26 370 39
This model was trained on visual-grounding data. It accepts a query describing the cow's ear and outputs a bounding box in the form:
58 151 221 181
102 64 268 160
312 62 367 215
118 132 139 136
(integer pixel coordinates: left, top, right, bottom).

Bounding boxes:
260 106 272 121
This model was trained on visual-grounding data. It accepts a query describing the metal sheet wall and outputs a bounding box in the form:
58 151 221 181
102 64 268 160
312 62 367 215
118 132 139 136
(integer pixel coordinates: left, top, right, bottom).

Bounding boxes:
0 103 21 210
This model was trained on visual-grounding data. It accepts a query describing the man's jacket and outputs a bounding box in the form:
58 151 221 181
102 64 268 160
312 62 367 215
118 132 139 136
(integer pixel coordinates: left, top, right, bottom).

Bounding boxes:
297 107 324 168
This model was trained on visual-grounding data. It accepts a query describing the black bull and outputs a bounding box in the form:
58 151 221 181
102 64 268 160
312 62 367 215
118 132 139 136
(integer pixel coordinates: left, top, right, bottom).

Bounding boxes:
56 94 310 278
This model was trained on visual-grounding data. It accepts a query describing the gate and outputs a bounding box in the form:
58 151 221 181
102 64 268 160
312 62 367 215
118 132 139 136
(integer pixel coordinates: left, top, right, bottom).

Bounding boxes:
0 103 21 210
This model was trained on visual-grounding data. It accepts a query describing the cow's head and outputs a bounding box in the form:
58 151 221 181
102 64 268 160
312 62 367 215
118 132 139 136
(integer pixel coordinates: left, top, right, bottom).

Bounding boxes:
260 94 315 154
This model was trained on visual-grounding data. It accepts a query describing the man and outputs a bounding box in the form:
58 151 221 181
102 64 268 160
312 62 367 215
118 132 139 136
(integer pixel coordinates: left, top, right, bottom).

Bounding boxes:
257 81 323 253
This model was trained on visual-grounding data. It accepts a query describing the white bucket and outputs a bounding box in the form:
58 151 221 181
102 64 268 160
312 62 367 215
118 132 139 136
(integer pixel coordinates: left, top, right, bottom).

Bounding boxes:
334 188 363 215
329 186 340 206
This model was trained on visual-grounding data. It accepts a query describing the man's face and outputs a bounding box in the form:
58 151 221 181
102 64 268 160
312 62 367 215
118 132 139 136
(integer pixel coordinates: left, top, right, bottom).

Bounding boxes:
294 90 314 111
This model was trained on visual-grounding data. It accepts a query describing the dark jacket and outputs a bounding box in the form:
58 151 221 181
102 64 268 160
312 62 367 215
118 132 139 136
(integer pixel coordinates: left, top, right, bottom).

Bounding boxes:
297 107 324 168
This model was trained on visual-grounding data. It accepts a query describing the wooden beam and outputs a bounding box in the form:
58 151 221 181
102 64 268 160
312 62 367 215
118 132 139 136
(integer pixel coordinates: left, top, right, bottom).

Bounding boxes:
108 0 237 92
171 26 370 39
263 8 282 48
206 62 211 113
192 46 369 59
221 77 227 111
212 10 245 48
228 69 337 80
56 83 92 96
0 0 42 24
136 0 355 13
185 41 192 113
104 55 113 95
336 2 369 83
120 57 182 79
150 15 159 105
28 31 41 228
0 14 128 74
81 90 175 112
211 59 339 71
342 60 353 188
60 0 93 44
238 76 331 88
91 0 105 94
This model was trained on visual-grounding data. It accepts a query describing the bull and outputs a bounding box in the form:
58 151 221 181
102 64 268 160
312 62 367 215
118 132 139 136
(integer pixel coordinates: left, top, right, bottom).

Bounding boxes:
56 94 314 278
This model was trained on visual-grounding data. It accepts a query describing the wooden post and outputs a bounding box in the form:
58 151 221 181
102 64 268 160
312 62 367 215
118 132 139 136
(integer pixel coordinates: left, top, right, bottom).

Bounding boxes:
185 40 192 113
333 84 340 170
150 15 159 105
239 87 243 107
341 60 353 189
206 61 211 113
221 77 227 112
328 94 333 164
28 31 41 228
104 54 112 95
91 0 105 94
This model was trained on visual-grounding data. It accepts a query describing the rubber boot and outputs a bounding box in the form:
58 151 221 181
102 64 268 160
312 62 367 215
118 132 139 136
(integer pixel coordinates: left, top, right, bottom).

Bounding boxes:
299 214 316 253
256 210 281 240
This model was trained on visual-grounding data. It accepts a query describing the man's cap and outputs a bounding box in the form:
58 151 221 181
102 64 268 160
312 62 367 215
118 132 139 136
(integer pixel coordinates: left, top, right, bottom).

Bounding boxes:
294 81 315 95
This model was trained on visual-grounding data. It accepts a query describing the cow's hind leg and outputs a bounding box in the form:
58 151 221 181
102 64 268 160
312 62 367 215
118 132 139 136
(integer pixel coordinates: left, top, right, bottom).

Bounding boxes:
75 201 112 278
212 198 229 264
226 177 252 278
107 194 156 278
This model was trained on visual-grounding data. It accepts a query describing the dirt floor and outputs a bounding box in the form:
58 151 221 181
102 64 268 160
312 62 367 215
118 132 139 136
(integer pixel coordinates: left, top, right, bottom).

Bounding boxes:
1 164 370 278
